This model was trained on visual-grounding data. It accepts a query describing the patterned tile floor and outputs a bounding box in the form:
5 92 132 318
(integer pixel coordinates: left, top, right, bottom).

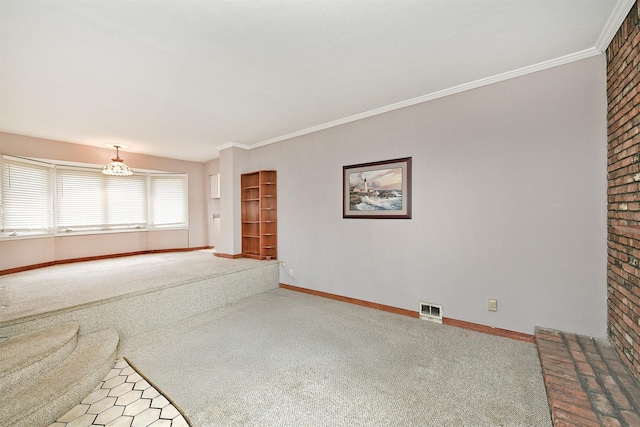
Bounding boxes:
50 358 191 427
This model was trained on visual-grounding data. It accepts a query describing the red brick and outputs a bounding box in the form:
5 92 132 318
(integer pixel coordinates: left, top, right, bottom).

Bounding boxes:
592 359 610 374
585 350 604 366
544 374 584 394
617 375 640 407
576 361 596 377
545 384 587 403
607 359 632 377
550 391 596 412
578 338 598 354
552 407 601 427
538 346 570 360
543 366 580 383
536 329 564 343
602 374 633 410
583 375 603 392
608 0 640 389
571 350 588 363
588 390 616 416
540 355 577 370
621 409 640 426
553 420 583 427
599 415 623 427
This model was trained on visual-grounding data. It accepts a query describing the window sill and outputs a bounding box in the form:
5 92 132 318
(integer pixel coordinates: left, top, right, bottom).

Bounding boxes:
1 227 188 241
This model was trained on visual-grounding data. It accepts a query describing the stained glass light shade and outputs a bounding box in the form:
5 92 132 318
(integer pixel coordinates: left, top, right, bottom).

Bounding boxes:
102 146 133 176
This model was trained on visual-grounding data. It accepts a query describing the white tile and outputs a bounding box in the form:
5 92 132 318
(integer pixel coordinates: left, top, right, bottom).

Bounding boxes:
57 404 90 422
125 372 144 384
123 397 151 416
65 413 97 427
105 415 134 427
87 396 117 414
171 415 190 427
148 419 172 427
82 387 110 405
141 387 160 400
94 405 125 425
131 407 161 427
103 370 120 382
120 366 135 376
109 381 135 397
134 379 151 391
159 405 180 420
103 374 127 389
150 395 169 409
104 367 123 381
116 389 143 406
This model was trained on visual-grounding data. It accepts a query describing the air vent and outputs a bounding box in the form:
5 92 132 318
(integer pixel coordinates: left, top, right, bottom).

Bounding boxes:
419 302 443 324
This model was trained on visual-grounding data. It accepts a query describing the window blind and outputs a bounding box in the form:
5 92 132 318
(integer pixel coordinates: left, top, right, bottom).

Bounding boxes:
56 168 104 230
150 175 188 228
0 157 53 236
56 167 148 231
105 174 147 228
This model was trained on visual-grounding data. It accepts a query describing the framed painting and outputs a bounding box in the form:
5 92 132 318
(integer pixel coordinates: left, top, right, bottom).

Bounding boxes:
343 157 412 219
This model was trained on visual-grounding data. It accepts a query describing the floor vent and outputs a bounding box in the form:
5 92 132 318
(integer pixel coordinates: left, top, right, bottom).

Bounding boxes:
419 302 443 324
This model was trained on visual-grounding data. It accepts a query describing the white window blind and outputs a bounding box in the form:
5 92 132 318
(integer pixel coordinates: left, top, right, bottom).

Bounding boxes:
57 168 148 231
0 157 53 237
150 175 188 228
57 168 103 231
105 175 147 228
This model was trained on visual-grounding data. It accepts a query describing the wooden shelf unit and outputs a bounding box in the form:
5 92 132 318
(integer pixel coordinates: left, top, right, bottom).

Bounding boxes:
241 170 277 260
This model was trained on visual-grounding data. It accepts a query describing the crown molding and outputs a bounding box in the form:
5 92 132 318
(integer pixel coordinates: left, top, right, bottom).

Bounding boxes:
250 47 602 150
595 0 636 52
216 142 251 151
218 0 632 156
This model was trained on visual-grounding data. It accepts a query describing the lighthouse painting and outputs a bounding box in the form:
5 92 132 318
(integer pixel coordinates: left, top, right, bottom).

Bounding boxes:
343 157 412 219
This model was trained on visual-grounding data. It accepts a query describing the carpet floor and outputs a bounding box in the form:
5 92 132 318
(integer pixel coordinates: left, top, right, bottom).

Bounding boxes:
119 288 552 426
0 251 267 324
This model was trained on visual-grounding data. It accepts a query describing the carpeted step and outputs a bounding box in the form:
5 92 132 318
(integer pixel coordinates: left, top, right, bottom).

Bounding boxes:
0 327 119 427
0 321 79 396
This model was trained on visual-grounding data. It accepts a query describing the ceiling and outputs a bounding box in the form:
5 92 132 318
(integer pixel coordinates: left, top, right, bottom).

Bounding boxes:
0 0 634 162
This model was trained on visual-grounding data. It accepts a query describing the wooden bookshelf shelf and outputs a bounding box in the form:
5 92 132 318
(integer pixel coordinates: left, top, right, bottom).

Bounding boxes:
241 170 277 260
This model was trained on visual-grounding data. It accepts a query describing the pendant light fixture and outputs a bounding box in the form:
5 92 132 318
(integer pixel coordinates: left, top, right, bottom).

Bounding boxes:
102 145 133 176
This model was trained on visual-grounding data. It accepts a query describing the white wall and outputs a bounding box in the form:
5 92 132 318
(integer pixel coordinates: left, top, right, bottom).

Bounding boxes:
204 159 221 249
242 55 608 337
0 55 608 337
217 147 249 256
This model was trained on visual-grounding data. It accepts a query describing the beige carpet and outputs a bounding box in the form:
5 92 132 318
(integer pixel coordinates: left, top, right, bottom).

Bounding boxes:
119 288 552 426
1 253 552 426
0 251 267 324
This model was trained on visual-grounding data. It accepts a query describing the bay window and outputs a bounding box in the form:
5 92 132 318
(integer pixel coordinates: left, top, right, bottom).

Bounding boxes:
0 155 188 239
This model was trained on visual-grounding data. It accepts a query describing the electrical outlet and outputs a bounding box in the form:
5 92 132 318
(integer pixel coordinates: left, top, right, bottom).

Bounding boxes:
288 268 294 276
488 299 497 312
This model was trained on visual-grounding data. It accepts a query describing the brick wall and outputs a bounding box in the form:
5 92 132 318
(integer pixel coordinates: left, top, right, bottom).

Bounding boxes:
607 1 640 380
